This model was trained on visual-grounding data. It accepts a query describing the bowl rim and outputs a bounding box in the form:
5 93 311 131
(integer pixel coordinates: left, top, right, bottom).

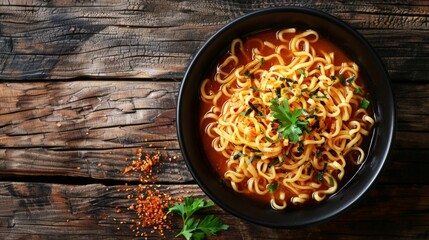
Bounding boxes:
177 6 396 228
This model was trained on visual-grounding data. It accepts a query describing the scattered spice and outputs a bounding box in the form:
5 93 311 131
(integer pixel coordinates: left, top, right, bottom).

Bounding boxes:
114 146 227 239
115 146 181 239
123 184 181 238
123 147 162 183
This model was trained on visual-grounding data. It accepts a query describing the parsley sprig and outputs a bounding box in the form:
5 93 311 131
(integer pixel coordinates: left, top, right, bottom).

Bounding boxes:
269 98 309 143
168 197 229 240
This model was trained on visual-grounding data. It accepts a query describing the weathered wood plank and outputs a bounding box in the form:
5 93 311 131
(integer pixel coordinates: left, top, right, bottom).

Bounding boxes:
0 81 179 149
0 81 426 149
0 0 427 81
0 182 428 239
0 81 427 182
1 147 427 185
0 147 193 182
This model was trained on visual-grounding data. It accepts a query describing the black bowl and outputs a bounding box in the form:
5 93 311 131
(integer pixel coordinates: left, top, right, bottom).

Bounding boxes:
177 7 395 228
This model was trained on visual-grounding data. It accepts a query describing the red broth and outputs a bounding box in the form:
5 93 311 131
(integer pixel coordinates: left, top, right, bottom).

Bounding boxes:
198 28 373 208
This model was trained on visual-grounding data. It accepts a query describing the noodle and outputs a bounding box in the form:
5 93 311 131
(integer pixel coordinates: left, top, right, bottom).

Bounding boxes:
200 28 374 210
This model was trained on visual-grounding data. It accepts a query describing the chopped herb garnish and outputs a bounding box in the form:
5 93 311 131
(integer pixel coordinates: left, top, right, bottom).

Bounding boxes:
241 108 253 116
354 88 363 94
307 162 314 173
306 114 319 120
301 88 308 93
315 171 324 182
267 182 278 193
269 98 309 143
360 98 370 109
248 102 264 116
260 58 266 64
249 148 261 152
339 74 345 85
279 155 287 167
297 141 304 153
264 135 274 143
309 88 319 97
233 151 242 160
248 155 261 165
244 70 252 78
331 75 337 81
281 77 297 84
315 162 328 182
275 88 281 98
268 157 280 167
298 68 307 78
328 177 335 187
250 86 260 92
346 75 356 84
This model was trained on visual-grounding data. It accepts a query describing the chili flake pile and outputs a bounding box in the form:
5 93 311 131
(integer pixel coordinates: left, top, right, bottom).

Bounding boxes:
125 184 181 238
115 146 181 239
123 146 161 183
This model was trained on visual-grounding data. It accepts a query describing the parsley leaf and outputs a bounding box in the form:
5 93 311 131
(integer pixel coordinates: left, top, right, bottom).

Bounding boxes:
197 215 229 236
168 197 229 240
269 98 309 143
179 215 229 240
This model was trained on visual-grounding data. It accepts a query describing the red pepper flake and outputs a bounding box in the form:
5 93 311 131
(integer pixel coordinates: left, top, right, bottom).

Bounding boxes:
123 147 162 183
115 146 183 238
123 185 181 238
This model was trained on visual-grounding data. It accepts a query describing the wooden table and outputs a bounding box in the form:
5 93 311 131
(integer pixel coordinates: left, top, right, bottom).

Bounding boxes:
0 1 428 239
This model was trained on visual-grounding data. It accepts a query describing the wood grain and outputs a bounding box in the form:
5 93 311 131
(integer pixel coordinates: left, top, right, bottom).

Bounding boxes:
0 81 179 148
0 81 427 149
0 80 425 184
0 182 428 240
0 1 428 239
0 81 426 181
0 0 427 81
